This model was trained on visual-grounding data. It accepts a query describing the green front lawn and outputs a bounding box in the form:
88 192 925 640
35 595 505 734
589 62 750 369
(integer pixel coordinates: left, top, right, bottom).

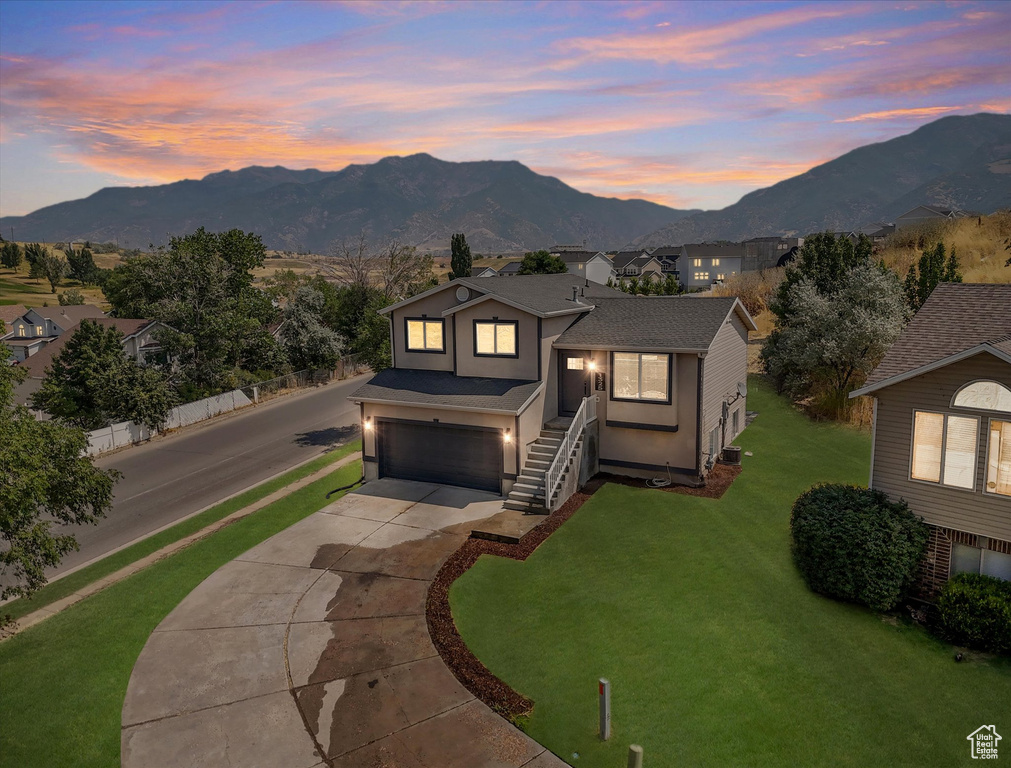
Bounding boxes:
451 379 1011 767
0 460 362 768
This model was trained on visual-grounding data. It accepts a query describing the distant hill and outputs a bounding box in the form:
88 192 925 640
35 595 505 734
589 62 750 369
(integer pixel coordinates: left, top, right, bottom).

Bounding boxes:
631 113 1011 248
0 155 696 254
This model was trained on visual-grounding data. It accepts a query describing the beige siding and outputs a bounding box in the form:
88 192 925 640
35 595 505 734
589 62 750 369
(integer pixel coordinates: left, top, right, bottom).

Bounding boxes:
593 350 700 475
390 291 457 372
454 299 540 380
701 313 749 465
871 353 1011 541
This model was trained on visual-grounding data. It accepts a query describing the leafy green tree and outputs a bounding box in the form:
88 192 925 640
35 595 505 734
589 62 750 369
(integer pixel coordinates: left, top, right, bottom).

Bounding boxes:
904 242 962 311
450 233 472 279
762 261 908 417
517 249 567 275
281 286 344 371
24 242 47 283
662 273 682 296
307 278 391 371
0 361 119 600
627 276 640 295
770 233 872 324
58 288 86 306
67 246 99 284
0 241 22 270
103 228 282 392
39 251 68 293
31 320 176 431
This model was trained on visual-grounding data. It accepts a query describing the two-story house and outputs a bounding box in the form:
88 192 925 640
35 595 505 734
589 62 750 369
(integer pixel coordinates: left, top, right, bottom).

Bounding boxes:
548 250 615 285
850 284 1011 595
349 274 755 511
612 252 666 282
4 304 106 362
680 244 744 288
742 237 803 272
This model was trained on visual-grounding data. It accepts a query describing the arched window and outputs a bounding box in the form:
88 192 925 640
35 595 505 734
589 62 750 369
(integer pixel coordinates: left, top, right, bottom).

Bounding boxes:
952 380 1011 413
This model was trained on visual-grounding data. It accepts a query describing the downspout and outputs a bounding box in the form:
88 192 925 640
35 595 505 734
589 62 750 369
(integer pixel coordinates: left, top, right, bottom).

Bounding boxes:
695 354 705 482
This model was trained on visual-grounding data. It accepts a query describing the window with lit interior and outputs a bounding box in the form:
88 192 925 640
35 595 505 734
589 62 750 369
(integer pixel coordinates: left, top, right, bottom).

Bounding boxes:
475 321 517 356
405 318 444 352
910 411 979 490
950 381 1011 496
612 352 669 402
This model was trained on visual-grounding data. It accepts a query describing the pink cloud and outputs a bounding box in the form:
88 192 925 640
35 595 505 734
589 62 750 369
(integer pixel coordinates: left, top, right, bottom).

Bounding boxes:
834 105 967 122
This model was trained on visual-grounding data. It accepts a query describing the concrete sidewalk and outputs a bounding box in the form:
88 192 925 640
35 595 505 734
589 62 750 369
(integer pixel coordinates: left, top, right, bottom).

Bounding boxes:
121 479 568 768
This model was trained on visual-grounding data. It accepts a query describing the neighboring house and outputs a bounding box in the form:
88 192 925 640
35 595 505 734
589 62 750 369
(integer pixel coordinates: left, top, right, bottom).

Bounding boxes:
474 266 499 278
14 317 169 405
612 253 666 282
895 206 970 230
864 224 895 244
548 250 615 285
497 261 523 277
851 284 1011 595
648 246 681 275
349 274 755 510
4 304 106 362
680 244 744 288
742 237 803 272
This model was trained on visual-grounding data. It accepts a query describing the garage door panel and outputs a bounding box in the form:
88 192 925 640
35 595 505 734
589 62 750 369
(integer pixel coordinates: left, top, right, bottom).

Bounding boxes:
378 421 502 493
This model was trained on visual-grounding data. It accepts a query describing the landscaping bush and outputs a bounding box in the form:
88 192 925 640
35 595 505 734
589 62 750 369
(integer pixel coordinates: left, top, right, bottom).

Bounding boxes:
790 484 929 611
936 573 1011 655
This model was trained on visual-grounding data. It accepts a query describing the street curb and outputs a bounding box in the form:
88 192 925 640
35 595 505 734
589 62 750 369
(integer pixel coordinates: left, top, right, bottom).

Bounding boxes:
1 452 362 641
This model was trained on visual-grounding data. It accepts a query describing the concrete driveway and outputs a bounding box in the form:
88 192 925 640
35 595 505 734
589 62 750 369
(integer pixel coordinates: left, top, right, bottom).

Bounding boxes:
121 479 567 768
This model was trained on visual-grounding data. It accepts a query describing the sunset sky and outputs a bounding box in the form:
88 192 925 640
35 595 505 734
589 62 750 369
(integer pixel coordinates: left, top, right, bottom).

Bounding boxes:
1 0 1008 217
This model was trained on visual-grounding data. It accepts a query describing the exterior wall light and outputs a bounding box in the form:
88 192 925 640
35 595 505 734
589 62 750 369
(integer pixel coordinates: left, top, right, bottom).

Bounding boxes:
503 428 512 443
587 360 597 371
364 417 373 431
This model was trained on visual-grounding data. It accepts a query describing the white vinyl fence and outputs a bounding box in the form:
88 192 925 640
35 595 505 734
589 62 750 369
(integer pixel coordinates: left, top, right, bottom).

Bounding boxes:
85 389 252 456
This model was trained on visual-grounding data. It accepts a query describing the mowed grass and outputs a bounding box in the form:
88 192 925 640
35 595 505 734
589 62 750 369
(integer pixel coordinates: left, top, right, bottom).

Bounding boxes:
0 459 362 768
451 379 1011 768
2 440 361 621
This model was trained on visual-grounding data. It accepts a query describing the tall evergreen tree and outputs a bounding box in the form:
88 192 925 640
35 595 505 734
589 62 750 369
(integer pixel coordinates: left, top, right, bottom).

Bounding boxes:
67 246 99 284
0 241 22 270
904 242 962 311
450 233 472 279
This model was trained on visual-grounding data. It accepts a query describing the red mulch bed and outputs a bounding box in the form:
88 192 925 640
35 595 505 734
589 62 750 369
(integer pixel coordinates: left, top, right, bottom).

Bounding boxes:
426 488 594 718
596 461 742 499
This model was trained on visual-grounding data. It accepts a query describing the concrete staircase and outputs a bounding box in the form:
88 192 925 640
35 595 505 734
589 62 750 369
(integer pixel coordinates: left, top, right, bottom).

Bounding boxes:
503 427 568 514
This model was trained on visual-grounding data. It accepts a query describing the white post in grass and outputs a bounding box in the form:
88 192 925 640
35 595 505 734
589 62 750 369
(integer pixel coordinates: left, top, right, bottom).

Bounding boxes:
628 744 643 768
598 678 611 741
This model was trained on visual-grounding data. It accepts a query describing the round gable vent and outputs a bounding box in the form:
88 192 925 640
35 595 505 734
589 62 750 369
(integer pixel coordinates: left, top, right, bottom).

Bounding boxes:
456 286 470 302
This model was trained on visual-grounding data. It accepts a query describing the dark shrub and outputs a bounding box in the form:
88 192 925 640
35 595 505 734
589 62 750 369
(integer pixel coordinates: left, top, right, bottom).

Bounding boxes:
937 573 1011 655
790 484 929 611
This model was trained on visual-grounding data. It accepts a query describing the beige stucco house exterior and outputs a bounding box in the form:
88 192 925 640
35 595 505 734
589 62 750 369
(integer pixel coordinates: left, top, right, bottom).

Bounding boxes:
851 283 1011 595
349 274 755 511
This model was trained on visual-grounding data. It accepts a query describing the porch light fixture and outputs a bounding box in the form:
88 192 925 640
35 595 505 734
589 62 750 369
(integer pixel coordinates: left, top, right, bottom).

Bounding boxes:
503 428 512 443
587 360 597 371
364 417 373 431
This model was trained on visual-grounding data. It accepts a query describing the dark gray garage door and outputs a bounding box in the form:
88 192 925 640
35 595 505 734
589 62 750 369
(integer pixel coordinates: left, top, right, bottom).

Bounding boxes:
377 420 502 494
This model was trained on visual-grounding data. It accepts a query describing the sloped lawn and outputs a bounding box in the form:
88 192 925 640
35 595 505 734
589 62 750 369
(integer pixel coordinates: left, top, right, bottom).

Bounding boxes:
451 379 1011 767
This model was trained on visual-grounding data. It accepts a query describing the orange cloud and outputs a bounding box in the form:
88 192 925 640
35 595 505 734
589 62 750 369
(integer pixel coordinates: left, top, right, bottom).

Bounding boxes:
556 4 862 66
834 105 967 122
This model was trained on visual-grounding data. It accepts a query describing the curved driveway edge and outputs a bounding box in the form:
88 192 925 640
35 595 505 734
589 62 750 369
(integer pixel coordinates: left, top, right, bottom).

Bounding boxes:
121 479 568 768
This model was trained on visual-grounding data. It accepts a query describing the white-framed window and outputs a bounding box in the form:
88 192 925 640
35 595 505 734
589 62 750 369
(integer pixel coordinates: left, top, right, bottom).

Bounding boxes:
17 325 25 337
577 263 584 270
952 542 1011 581
987 419 1011 496
692 258 702 267
612 352 670 402
694 271 709 281
35 325 43 336
475 320 517 356
566 357 584 370
953 380 1011 412
910 411 979 490
405 318 444 352
716 273 726 281
712 258 721 266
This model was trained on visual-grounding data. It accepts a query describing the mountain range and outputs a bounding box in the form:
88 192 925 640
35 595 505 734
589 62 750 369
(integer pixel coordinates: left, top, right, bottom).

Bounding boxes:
632 113 1011 248
1 113 1008 254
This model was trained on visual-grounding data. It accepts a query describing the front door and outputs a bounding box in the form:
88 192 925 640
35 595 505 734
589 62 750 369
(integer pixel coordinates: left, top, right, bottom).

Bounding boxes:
559 351 589 416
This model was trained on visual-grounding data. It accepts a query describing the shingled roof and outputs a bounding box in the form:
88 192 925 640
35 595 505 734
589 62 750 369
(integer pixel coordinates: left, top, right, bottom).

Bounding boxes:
554 296 754 352
350 369 543 413
853 283 1011 395
455 273 627 315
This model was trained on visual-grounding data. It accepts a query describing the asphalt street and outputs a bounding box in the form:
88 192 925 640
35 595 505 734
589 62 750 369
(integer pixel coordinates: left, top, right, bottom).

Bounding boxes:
50 373 370 578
